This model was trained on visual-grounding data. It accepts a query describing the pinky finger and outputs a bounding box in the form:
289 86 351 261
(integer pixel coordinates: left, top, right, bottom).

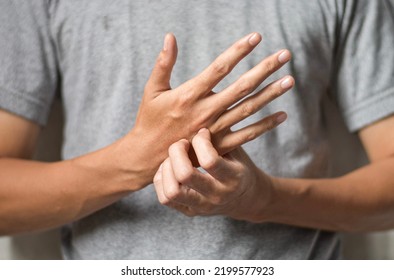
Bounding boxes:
216 111 287 154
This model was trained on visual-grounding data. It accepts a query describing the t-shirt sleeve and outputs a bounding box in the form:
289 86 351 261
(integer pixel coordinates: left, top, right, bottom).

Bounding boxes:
0 1 58 126
332 0 394 132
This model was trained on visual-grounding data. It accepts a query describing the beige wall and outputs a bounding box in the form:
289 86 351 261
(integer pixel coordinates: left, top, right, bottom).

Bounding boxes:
1 97 393 260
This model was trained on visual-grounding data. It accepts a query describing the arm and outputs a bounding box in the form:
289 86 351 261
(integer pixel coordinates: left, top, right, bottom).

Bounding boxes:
266 115 394 232
0 33 293 235
154 115 394 232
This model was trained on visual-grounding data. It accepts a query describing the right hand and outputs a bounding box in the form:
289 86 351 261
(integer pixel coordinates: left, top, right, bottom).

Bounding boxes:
128 33 293 183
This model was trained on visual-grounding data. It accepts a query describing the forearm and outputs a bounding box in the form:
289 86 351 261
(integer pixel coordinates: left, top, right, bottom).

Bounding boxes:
0 136 147 236
261 157 394 232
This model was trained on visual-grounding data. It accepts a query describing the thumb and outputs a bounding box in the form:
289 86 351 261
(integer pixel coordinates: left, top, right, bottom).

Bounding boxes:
145 33 178 94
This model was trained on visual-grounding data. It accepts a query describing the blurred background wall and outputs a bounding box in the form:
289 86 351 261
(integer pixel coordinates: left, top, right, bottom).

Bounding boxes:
0 96 393 260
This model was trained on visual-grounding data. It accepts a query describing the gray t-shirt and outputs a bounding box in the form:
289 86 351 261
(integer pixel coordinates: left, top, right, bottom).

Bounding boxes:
1 0 394 259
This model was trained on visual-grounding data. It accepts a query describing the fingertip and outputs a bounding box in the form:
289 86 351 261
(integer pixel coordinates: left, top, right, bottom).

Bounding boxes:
278 49 292 63
198 127 209 134
147 34 178 93
280 75 295 90
167 32 177 42
248 32 262 46
163 33 178 52
276 112 287 124
289 75 295 86
179 138 190 147
169 139 190 158
196 128 211 141
164 157 170 164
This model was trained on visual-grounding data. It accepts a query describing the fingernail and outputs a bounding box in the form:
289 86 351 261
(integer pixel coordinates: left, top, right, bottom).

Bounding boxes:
280 76 293 89
276 113 287 124
163 34 170 51
198 128 208 134
278 50 291 63
248 33 261 46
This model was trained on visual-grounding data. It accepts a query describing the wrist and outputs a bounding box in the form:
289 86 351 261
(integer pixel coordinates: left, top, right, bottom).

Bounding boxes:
74 132 155 194
238 168 276 223
253 170 276 223
113 128 169 189
109 136 150 191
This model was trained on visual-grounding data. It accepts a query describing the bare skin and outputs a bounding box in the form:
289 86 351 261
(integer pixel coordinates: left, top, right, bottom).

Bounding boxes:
0 33 294 235
154 115 394 232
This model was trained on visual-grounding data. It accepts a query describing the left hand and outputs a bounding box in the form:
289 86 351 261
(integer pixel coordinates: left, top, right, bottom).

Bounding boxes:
153 128 273 222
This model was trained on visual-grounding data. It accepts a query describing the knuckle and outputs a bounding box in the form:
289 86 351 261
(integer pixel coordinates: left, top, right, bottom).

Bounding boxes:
178 90 192 104
235 78 254 96
236 163 247 175
168 141 183 155
167 107 184 121
159 196 171 206
212 60 230 76
168 143 178 154
234 40 244 51
240 102 256 117
264 59 277 74
232 168 247 187
272 88 283 99
189 76 209 95
266 118 278 131
173 94 191 111
153 176 160 186
176 167 195 185
164 186 181 201
234 40 250 55
268 117 277 130
198 204 215 215
183 210 196 217
244 130 258 142
200 155 220 171
157 52 169 68
270 85 284 99
210 195 226 206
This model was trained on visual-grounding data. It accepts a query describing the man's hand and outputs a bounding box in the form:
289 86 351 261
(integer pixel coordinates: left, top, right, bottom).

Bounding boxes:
126 33 293 185
153 128 271 222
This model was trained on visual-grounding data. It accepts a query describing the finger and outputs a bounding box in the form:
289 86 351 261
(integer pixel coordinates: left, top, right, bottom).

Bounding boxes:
211 75 294 133
162 153 204 207
216 112 287 154
168 139 195 185
169 139 217 196
191 128 232 179
182 32 262 97
161 158 185 203
212 49 292 111
154 162 183 207
154 163 196 214
145 33 178 94
153 163 168 204
170 203 197 217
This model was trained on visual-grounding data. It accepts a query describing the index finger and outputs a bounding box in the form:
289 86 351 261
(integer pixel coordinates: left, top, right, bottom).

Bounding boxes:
183 32 262 96
191 128 232 181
